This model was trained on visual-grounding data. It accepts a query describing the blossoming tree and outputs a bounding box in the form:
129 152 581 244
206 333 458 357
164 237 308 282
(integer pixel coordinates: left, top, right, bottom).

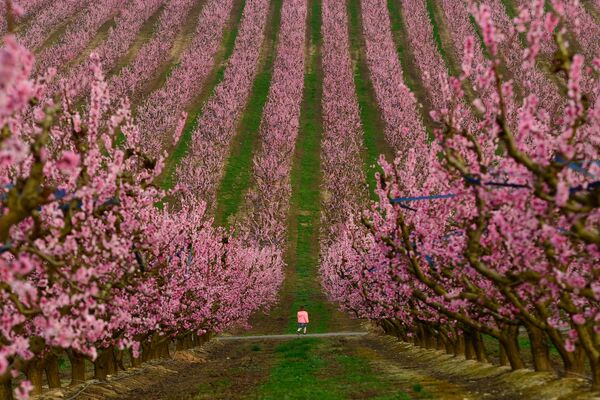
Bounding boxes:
0 8 282 398
322 0 600 389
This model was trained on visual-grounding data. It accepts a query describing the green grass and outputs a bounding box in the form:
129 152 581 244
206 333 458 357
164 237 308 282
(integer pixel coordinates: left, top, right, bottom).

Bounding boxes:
257 339 413 399
214 1 246 87
423 0 455 76
258 339 332 399
214 0 283 226
385 0 434 139
110 5 164 77
468 15 491 60
386 0 425 96
285 0 329 334
347 0 390 200
160 1 246 190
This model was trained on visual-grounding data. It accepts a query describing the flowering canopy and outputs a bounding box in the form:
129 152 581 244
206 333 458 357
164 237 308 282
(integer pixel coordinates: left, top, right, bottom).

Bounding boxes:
321 0 600 388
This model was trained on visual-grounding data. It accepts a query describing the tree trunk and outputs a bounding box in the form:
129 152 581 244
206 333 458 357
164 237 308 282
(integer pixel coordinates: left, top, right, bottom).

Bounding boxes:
106 347 117 376
499 339 509 366
67 351 86 386
591 356 600 392
25 361 45 395
565 346 586 376
524 323 552 372
473 332 489 363
131 354 142 368
413 325 423 347
176 336 187 351
423 326 436 349
546 327 585 375
142 341 154 362
499 326 525 370
0 376 13 400
94 350 110 381
464 331 477 360
157 341 170 359
114 349 126 371
435 333 445 351
45 355 62 389
444 339 454 355
454 335 465 356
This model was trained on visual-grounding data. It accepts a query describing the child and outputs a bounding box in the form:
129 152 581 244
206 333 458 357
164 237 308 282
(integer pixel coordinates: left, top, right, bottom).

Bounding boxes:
296 305 309 335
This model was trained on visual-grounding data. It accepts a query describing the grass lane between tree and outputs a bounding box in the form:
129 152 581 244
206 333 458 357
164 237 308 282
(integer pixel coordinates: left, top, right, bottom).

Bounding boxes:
255 338 417 399
284 0 330 334
159 0 245 191
214 0 284 226
346 0 391 200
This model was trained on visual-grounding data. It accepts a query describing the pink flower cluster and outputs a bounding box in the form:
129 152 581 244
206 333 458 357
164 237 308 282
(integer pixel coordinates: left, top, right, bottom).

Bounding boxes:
34 0 126 74
0 0 51 36
110 0 198 100
179 0 270 205
16 0 88 51
0 38 281 399
135 0 235 157
320 0 368 245
59 0 167 98
360 0 426 154
401 0 449 111
240 0 308 247
0 35 35 120
322 2 600 388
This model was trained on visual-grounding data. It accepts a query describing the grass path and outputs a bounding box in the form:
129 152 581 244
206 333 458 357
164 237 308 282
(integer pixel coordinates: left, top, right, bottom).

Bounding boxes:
281 0 362 335
385 0 436 134
245 0 360 336
32 9 86 53
283 0 330 334
256 338 418 400
68 17 118 68
213 0 284 226
238 0 337 336
159 0 245 190
346 0 393 199
110 5 166 76
61 334 594 399
422 0 462 77
135 0 210 105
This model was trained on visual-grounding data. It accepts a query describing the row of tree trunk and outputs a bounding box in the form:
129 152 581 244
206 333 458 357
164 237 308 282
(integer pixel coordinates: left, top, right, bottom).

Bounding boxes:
378 320 588 378
0 333 210 400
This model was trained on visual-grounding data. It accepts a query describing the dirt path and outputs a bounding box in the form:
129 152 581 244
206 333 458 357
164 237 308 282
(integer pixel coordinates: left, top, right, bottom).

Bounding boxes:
219 332 367 340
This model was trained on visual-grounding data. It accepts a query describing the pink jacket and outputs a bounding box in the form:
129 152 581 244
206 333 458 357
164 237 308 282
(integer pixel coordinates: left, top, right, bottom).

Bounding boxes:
297 311 309 323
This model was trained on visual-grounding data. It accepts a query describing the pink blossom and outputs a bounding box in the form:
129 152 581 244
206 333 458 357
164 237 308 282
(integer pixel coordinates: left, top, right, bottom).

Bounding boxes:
56 151 81 172
15 380 33 400
572 314 586 325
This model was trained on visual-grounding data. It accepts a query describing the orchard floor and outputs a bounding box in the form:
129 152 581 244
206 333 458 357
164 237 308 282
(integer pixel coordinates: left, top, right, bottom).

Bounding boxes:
45 332 597 400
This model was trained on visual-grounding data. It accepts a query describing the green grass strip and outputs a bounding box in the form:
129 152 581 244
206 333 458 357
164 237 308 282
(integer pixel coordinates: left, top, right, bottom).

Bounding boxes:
424 0 455 75
214 0 283 226
347 0 391 201
499 0 527 46
286 0 329 333
386 0 421 94
160 0 246 191
111 5 164 77
258 339 337 399
385 0 434 139
257 339 414 399
469 15 491 59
